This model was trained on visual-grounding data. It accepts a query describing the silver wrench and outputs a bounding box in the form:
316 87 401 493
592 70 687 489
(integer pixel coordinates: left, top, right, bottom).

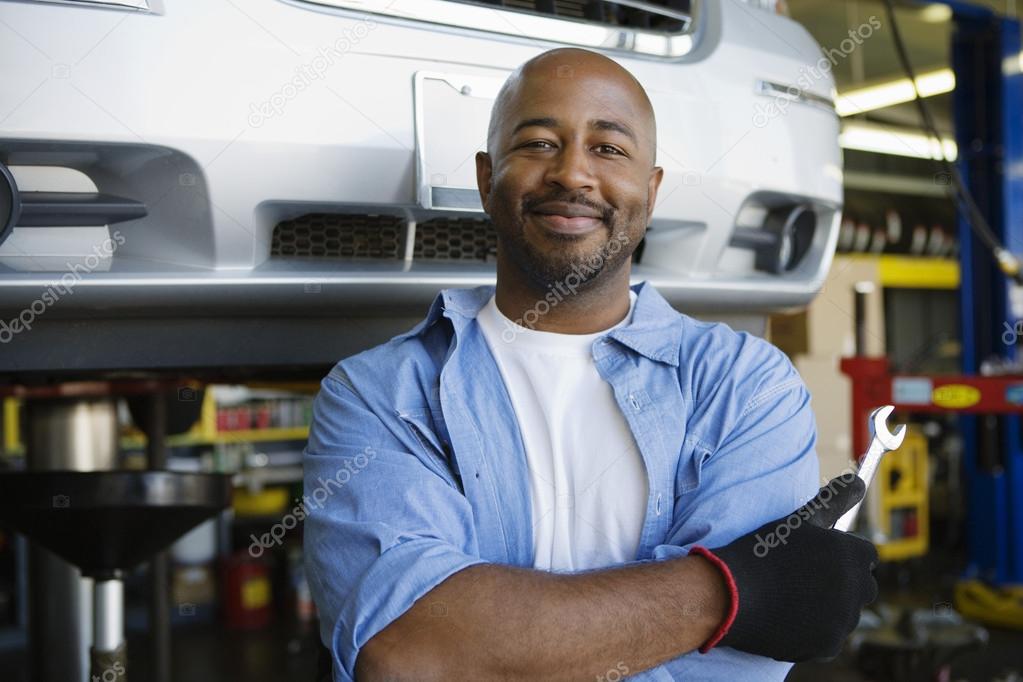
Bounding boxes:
833 405 907 533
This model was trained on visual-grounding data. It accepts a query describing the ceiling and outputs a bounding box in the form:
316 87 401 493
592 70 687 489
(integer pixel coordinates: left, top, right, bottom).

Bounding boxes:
783 0 1017 133
788 0 950 89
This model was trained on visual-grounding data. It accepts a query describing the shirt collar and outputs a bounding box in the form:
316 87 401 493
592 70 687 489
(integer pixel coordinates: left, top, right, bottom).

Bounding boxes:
403 280 682 367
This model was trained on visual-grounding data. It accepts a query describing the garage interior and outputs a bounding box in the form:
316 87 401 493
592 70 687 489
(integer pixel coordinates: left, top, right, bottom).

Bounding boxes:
1 0 1022 680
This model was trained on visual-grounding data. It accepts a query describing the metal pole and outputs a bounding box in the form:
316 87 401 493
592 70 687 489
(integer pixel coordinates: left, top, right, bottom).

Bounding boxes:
93 579 124 652
145 392 171 682
26 397 118 682
853 281 874 358
90 577 126 681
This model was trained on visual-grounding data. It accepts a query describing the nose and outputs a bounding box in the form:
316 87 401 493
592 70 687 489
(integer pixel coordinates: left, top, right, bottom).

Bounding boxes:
543 140 595 192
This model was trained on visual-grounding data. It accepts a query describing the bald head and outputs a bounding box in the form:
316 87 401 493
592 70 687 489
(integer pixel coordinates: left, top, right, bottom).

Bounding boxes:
474 48 665 306
486 48 657 164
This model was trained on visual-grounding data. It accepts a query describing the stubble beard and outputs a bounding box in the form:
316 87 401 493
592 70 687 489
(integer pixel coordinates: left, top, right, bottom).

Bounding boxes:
493 194 643 294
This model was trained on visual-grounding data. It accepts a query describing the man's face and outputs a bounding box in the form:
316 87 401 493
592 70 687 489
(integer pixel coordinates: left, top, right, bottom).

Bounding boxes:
477 59 663 293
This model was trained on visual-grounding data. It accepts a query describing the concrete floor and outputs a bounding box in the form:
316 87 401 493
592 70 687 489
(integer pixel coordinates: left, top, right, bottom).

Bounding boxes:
0 623 320 682
789 628 1023 682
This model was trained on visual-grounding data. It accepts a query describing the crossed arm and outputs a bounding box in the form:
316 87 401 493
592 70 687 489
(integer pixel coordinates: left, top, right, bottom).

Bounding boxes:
355 555 727 680
305 357 820 682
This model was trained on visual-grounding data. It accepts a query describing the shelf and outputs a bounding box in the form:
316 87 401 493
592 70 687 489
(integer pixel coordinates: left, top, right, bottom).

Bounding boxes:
212 427 309 443
878 255 960 289
121 426 309 449
844 170 953 198
4 391 311 456
841 254 960 289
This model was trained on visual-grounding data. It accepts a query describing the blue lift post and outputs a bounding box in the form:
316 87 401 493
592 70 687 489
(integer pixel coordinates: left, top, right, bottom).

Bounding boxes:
947 0 1023 585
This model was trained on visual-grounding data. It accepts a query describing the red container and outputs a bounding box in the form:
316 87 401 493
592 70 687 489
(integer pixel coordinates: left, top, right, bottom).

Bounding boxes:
237 406 252 430
255 404 272 429
222 553 272 630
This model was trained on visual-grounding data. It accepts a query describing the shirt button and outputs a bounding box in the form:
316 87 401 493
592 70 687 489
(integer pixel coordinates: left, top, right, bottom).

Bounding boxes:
655 493 662 516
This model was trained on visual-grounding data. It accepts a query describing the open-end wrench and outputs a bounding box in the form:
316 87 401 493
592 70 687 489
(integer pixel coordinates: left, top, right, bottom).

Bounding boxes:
833 405 907 533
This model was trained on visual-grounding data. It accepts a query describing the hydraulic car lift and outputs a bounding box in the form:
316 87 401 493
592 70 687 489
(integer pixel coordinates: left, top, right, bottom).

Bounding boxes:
841 1 1023 628
947 0 1023 590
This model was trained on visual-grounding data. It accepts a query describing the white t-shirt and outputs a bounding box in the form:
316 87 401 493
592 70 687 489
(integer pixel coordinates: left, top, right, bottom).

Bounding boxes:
476 290 648 572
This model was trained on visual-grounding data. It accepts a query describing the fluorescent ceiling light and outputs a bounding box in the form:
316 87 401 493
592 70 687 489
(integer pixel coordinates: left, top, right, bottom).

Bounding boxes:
836 68 955 116
1004 51 1023 77
920 4 952 22
840 121 958 160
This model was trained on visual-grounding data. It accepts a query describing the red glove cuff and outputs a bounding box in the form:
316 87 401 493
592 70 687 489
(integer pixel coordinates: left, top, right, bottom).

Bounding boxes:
688 545 739 654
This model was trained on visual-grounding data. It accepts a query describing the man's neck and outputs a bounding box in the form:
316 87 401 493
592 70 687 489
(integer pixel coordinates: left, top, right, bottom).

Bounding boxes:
493 269 633 334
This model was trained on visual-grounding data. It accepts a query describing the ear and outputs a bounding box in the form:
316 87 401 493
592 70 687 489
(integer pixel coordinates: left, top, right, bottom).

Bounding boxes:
476 151 493 214
646 166 664 224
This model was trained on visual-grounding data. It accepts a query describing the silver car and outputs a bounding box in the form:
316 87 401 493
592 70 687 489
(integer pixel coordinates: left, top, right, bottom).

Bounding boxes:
0 0 840 374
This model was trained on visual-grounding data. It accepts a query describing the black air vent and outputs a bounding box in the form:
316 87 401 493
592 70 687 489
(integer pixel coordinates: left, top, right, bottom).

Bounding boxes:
271 214 498 262
271 214 405 259
414 217 496 262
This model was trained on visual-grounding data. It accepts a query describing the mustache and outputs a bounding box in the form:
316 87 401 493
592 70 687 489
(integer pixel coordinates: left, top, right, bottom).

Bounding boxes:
521 193 615 225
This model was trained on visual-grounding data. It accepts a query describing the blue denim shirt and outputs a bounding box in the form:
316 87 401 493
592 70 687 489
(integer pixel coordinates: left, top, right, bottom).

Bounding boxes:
304 280 820 681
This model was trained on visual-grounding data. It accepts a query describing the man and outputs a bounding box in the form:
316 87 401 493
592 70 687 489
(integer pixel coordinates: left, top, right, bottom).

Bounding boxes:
304 48 877 681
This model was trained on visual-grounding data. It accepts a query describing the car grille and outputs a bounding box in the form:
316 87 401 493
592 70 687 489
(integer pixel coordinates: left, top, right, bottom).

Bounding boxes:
459 0 692 32
271 214 497 262
271 214 406 259
414 217 497 261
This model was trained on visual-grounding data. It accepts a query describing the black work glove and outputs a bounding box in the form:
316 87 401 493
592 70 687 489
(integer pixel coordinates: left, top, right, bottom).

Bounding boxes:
689 473 878 662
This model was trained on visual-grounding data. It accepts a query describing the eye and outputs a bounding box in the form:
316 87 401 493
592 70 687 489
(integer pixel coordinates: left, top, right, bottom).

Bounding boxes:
521 140 556 150
595 144 625 156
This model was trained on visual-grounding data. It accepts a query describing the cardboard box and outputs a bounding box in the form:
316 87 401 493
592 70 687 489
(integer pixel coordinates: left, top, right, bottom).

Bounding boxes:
769 256 885 359
794 355 855 482
172 564 216 607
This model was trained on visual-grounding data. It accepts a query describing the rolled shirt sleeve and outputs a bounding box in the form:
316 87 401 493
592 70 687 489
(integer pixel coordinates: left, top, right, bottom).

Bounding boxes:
656 371 821 555
303 371 488 681
641 334 822 680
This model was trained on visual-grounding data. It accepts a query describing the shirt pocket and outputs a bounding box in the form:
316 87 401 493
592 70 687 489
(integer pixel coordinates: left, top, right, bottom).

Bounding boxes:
675 432 711 499
395 407 461 490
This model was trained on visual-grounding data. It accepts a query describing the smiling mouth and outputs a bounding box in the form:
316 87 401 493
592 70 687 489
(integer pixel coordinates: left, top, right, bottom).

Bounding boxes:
529 211 604 235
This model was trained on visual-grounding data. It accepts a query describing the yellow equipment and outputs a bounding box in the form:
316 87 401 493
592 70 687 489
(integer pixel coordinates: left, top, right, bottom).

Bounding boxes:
872 426 929 562
954 580 1023 630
